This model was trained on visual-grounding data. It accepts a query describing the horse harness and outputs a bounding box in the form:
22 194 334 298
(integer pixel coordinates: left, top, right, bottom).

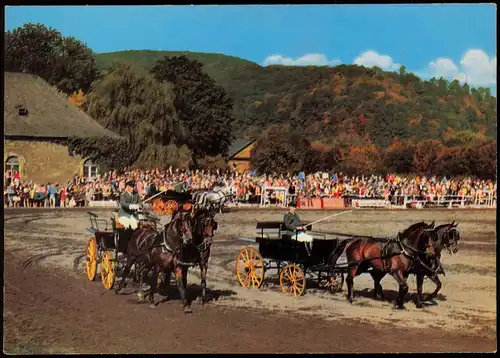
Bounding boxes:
348 230 439 274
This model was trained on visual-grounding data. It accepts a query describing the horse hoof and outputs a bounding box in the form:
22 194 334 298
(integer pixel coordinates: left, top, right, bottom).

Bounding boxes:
137 292 145 301
114 288 122 295
415 303 424 309
184 306 193 314
149 303 157 309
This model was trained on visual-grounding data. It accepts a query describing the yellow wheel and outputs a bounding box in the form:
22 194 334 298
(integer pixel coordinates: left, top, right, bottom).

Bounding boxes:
280 264 306 296
100 251 115 290
85 238 98 281
152 199 164 215
165 200 179 215
235 247 264 289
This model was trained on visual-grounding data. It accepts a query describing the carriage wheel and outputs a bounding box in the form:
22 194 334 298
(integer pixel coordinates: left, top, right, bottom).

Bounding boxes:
100 251 115 290
152 199 164 215
165 200 178 215
327 272 344 293
280 264 306 296
85 238 98 281
235 247 264 289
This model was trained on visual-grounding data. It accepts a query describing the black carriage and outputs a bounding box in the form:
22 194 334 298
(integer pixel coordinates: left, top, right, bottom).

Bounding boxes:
149 190 193 216
84 210 160 289
235 221 349 296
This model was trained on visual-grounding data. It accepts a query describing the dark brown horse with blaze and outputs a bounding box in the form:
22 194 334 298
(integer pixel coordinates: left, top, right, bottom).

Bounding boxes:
367 221 460 306
115 207 194 312
154 206 218 308
329 224 439 309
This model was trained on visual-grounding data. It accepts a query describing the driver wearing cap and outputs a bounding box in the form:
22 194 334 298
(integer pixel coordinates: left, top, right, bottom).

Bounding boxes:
118 180 143 230
283 202 313 244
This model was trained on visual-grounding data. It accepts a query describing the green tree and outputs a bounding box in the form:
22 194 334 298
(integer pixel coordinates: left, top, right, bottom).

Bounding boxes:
151 55 235 162
86 63 175 165
4 23 99 94
250 124 310 174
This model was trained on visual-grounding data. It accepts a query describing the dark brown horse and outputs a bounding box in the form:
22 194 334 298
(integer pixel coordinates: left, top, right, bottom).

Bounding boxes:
158 207 218 305
368 221 460 306
115 208 194 311
368 221 435 301
329 224 438 309
413 221 460 303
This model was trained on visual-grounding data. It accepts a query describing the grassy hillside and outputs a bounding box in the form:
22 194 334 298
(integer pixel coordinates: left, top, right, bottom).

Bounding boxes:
94 50 497 145
95 50 258 78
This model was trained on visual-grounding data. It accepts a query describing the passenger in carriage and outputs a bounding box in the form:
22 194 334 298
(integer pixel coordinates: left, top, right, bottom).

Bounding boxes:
283 202 313 243
117 180 143 230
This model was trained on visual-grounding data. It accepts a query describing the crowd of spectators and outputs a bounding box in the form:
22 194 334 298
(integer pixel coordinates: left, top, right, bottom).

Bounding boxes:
4 167 497 208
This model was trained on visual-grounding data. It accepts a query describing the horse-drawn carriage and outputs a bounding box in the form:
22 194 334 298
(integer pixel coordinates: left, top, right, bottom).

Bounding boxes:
84 210 161 289
150 190 193 216
235 221 349 296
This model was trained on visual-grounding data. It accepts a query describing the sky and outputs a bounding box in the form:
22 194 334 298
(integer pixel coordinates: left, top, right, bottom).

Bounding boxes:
5 4 497 92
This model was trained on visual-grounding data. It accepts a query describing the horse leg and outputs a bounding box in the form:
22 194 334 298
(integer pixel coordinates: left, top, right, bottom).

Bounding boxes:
137 264 149 302
199 261 208 305
116 256 134 294
175 265 192 313
370 270 387 301
415 273 424 308
391 271 409 310
422 273 442 301
148 265 159 308
346 265 357 304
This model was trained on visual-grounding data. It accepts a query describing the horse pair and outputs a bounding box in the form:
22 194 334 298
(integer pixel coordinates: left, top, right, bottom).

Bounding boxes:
115 206 217 313
328 221 460 309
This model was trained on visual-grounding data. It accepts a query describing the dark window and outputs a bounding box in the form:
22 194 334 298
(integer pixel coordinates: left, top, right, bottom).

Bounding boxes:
5 156 20 174
83 159 98 178
15 105 29 116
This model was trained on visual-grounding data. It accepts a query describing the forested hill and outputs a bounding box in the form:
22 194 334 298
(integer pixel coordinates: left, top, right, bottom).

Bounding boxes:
95 50 497 147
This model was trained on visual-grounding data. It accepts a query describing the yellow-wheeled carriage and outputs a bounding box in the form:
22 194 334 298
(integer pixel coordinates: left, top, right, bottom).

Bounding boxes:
235 221 347 297
84 211 160 289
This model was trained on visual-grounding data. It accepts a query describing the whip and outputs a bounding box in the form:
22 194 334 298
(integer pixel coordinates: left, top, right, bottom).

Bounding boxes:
303 210 353 228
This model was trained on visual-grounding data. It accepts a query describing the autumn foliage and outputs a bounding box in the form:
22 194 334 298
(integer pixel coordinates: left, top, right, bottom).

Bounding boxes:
67 89 87 110
250 129 496 179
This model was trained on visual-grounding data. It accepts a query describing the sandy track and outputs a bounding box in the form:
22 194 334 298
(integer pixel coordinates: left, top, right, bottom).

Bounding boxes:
3 208 497 353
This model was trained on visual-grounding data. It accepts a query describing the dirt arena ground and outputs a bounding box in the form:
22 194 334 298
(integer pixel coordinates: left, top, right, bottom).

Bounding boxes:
3 208 497 353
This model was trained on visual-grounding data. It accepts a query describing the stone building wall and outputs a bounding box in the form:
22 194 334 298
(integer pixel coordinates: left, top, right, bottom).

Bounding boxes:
4 139 86 184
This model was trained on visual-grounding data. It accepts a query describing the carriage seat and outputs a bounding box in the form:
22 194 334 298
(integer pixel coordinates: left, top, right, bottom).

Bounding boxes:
255 221 312 240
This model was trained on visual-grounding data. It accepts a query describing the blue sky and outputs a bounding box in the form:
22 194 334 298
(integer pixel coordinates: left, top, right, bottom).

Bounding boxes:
5 4 497 91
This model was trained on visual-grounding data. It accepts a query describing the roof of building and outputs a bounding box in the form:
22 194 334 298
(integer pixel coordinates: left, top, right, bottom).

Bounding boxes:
227 138 256 159
4 72 121 139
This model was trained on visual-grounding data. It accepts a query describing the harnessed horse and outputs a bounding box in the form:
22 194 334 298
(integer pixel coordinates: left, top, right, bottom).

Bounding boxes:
369 221 460 306
329 224 439 309
157 207 218 306
191 184 233 213
115 208 194 311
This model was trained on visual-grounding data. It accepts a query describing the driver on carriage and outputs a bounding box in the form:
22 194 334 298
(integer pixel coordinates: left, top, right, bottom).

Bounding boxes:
283 202 313 244
118 180 143 230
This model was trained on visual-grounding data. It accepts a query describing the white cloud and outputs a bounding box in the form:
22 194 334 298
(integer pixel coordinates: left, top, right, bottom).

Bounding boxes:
263 53 340 67
422 49 496 86
353 50 401 71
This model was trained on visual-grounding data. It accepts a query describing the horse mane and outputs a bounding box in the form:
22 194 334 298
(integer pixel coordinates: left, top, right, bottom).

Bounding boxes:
399 221 428 237
434 222 456 232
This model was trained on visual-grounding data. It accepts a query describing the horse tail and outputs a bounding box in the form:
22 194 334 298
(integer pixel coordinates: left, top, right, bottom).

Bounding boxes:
328 238 351 266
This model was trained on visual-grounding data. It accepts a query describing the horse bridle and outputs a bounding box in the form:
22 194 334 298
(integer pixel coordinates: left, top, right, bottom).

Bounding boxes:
397 228 437 259
170 211 193 244
441 227 460 254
